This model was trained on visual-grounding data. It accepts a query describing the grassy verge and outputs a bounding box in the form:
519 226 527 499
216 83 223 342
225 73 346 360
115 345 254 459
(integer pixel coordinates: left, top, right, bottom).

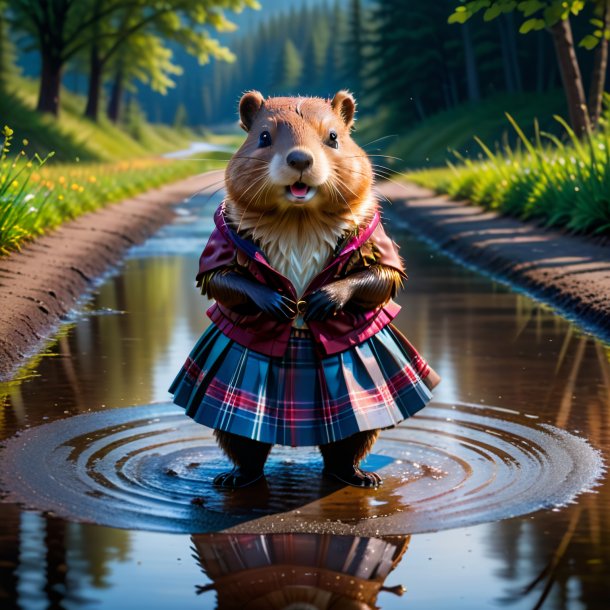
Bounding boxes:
1 76 207 162
0 127 227 255
408 102 610 236
356 91 567 169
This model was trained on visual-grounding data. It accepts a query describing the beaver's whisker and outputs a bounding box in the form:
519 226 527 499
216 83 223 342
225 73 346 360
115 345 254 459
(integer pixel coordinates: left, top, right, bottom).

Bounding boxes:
250 179 275 238
358 134 398 149
172 157 232 162
234 174 268 233
330 175 361 226
238 175 271 234
345 169 395 206
344 154 404 163
232 156 271 164
187 176 228 203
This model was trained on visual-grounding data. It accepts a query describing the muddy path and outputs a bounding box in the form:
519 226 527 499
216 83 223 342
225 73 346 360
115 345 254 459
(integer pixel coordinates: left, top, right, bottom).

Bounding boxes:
378 181 610 342
0 170 224 381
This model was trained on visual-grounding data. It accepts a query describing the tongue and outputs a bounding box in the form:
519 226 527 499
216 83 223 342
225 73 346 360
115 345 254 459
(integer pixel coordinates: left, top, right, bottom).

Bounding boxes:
290 183 309 198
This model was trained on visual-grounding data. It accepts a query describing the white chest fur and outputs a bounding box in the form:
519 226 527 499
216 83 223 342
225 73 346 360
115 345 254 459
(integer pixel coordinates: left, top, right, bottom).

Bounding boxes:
227 204 354 297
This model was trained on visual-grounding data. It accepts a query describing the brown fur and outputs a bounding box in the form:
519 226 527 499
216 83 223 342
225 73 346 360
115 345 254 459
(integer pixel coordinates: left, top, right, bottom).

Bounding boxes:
214 429 272 471
319 430 380 470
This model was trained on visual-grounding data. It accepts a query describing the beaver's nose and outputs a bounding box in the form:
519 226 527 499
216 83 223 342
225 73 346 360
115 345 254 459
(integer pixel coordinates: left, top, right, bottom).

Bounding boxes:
286 150 313 171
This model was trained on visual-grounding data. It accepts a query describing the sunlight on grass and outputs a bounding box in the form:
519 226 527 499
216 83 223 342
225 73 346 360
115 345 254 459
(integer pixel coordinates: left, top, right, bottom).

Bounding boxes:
0 127 225 255
409 96 610 236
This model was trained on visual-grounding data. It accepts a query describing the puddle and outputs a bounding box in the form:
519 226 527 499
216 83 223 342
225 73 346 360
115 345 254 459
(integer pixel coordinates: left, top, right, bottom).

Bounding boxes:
1 184 609 608
0 402 601 535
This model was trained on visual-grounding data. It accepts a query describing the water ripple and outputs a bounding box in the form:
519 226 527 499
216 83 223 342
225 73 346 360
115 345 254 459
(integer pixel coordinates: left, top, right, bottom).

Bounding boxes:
0 402 603 535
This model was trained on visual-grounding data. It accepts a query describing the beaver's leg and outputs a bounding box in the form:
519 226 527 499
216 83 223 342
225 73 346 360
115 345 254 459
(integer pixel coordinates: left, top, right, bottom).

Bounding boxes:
320 429 381 488
213 430 272 489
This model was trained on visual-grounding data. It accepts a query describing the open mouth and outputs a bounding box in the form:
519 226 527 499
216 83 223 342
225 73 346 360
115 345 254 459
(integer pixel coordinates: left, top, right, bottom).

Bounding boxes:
285 181 317 203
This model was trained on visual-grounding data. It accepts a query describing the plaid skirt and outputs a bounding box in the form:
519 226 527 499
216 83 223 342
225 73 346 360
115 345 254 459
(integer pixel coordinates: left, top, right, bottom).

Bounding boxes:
168 324 433 447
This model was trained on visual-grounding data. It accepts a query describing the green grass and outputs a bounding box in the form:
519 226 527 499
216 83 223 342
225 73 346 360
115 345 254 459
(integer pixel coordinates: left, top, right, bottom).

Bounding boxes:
0 75 241 255
0 127 227 255
1 76 205 162
408 100 610 236
356 91 567 170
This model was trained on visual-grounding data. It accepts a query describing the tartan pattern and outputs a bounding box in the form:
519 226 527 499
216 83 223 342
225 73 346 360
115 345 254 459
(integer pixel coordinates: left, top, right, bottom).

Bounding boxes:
169 324 432 447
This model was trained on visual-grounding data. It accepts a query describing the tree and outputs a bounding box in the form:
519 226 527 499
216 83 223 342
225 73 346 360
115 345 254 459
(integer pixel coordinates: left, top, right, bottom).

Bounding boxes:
272 39 303 93
0 1 18 92
105 31 184 123
84 0 245 121
6 0 257 117
342 0 365 96
448 0 610 134
585 0 610 127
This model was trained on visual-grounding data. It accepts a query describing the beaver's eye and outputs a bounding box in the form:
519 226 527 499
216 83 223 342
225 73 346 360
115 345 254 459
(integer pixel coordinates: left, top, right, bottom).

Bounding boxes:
258 131 272 148
327 130 339 149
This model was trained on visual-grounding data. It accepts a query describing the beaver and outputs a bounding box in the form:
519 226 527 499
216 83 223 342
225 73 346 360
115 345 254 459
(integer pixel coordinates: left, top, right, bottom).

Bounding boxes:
169 90 440 489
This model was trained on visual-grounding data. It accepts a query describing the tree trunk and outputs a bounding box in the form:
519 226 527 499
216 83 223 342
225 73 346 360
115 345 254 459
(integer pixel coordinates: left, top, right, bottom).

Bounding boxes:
588 1 610 130
107 67 124 123
461 21 480 101
498 17 515 93
550 19 591 136
37 52 62 116
536 31 546 93
84 44 103 121
413 95 426 121
449 71 459 106
505 13 523 92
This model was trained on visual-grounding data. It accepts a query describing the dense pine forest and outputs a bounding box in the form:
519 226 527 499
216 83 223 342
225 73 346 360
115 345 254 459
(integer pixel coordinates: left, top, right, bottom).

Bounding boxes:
191 0 603 132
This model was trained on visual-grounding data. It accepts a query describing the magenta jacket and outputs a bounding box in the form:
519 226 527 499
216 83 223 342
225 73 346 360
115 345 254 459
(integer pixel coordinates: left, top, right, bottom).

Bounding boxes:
196 203 406 357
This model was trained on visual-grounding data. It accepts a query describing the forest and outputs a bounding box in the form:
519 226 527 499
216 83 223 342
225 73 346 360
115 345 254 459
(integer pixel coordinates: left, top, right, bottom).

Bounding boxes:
180 0 610 139
2 0 609 142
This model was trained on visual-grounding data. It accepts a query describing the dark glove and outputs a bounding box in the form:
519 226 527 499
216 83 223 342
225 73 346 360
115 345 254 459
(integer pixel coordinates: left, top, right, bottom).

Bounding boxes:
304 266 403 322
208 270 296 321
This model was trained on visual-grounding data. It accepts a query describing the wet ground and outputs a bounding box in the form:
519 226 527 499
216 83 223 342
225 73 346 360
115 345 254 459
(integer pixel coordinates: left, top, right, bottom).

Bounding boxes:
0 188 609 609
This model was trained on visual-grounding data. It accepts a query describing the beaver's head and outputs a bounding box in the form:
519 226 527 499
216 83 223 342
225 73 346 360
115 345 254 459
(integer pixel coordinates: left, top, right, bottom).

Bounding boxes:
225 91 373 222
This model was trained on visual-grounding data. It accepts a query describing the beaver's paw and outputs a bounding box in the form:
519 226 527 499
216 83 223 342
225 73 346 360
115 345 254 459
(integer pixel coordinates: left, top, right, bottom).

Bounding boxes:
323 466 382 488
213 467 265 489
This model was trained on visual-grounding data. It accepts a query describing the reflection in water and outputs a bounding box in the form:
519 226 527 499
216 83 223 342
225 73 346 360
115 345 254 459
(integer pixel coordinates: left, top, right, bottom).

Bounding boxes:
0 190 608 608
0 512 131 609
192 533 409 610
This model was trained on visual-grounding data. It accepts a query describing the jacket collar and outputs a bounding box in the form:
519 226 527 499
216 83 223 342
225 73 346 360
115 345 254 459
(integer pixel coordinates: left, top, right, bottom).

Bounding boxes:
214 201 380 267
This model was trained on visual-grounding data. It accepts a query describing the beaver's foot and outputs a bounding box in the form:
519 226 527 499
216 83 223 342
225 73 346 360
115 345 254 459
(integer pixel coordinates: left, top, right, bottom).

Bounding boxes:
323 466 382 488
213 467 265 489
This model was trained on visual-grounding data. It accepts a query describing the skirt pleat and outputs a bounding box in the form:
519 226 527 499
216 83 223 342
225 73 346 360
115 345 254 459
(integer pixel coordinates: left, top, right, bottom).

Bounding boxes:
169 324 432 447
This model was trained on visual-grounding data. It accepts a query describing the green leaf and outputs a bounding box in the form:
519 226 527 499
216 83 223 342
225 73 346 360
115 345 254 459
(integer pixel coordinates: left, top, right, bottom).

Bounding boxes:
448 11 471 24
543 4 567 25
518 0 545 18
590 18 604 28
579 34 600 50
519 18 545 33
484 4 502 20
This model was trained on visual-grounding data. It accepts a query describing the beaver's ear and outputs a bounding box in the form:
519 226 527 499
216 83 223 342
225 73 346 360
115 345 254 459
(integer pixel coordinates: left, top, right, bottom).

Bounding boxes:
239 91 264 132
331 91 356 129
